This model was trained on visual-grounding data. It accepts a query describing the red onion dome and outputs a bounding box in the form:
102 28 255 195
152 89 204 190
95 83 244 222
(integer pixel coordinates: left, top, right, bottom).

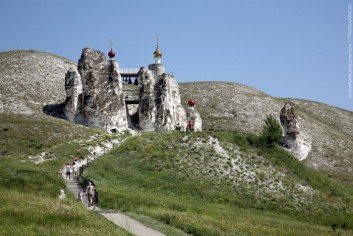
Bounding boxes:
188 99 195 107
108 48 115 58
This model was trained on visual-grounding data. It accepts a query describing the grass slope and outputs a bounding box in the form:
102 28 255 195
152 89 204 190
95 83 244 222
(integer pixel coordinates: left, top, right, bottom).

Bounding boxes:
83 131 353 235
0 114 131 235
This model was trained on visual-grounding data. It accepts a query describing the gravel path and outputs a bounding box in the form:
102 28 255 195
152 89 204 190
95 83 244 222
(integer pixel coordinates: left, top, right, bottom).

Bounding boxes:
65 176 165 236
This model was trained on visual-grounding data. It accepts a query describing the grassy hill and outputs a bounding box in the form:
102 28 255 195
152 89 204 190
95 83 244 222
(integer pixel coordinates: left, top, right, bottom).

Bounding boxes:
1 50 353 235
83 131 353 235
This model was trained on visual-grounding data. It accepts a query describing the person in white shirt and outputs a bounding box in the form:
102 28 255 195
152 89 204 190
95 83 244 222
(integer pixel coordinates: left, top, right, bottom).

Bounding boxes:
73 162 79 179
65 163 72 180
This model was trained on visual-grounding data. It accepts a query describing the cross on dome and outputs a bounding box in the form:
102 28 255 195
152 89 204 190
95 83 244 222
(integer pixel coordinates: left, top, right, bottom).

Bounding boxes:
153 34 162 64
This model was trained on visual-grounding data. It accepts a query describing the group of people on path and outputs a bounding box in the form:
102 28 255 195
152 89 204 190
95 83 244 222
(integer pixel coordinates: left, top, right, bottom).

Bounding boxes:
63 157 97 207
77 181 96 207
64 157 80 180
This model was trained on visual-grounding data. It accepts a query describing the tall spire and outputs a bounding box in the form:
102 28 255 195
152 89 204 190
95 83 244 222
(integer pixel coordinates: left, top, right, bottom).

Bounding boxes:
153 34 162 64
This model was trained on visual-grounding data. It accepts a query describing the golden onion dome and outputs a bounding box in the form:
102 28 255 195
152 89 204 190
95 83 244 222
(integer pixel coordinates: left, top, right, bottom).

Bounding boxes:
153 45 162 58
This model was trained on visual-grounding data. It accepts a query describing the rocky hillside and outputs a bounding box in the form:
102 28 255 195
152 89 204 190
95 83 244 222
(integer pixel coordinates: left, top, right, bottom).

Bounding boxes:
1 50 353 187
0 50 75 115
179 82 353 186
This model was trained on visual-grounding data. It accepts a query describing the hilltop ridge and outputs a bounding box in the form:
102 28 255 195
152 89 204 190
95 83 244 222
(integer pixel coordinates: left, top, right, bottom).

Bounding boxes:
0 50 75 115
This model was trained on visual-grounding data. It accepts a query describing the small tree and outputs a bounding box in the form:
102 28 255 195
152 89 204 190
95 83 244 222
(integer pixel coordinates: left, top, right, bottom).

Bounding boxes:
260 115 283 147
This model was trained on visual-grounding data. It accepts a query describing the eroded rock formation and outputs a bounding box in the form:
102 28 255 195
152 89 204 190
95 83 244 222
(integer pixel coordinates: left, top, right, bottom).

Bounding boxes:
64 48 128 133
63 67 82 121
138 64 187 131
280 102 299 145
280 102 311 160
63 47 202 133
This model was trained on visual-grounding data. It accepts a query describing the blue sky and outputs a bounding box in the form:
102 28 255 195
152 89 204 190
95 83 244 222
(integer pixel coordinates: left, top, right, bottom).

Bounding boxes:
1 0 352 111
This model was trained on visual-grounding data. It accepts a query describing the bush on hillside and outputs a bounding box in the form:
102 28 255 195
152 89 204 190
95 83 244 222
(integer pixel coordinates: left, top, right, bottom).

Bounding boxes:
259 115 283 148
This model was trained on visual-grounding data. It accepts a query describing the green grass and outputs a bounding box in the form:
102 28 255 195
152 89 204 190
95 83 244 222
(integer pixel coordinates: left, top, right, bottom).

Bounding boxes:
0 188 132 236
0 114 132 235
83 131 353 235
0 158 132 235
0 114 94 159
2 112 353 235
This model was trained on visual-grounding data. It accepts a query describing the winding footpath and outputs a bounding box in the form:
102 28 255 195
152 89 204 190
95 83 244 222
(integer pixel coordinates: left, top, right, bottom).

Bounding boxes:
63 139 165 236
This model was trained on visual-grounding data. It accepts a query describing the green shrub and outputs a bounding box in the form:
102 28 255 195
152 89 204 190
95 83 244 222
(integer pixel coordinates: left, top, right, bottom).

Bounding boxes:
259 115 283 147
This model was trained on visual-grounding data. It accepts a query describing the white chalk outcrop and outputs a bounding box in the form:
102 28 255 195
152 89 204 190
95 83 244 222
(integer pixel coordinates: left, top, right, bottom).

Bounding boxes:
138 64 188 131
63 48 201 133
280 102 311 160
63 48 128 133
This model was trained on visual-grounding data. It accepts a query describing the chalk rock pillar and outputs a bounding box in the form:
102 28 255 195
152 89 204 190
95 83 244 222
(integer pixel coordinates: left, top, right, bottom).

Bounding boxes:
280 102 311 160
138 64 186 131
64 48 128 133
280 102 299 148
63 67 83 122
